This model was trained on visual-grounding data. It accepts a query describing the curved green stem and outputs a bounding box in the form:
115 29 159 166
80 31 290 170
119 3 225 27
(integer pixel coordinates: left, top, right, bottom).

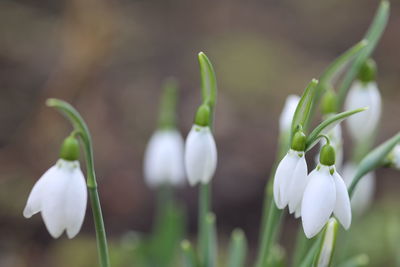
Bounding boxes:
46 98 110 267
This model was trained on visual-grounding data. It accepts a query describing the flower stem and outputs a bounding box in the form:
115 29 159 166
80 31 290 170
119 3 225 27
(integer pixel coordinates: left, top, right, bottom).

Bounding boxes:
46 98 110 267
198 183 211 266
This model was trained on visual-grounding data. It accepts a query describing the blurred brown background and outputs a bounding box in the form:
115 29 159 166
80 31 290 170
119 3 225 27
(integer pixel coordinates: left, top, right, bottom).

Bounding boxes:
0 0 399 266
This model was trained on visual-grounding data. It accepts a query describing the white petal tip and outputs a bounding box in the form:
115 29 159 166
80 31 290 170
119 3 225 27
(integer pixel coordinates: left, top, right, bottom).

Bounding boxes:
23 207 34 218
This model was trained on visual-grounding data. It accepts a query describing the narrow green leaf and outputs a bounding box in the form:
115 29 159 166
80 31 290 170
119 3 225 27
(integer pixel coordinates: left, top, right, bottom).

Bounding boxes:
337 1 390 109
299 229 325 267
337 254 369 267
307 40 367 123
305 107 367 151
291 79 319 137
181 240 198 267
204 213 217 267
312 218 339 267
349 132 400 196
227 229 247 267
198 52 217 109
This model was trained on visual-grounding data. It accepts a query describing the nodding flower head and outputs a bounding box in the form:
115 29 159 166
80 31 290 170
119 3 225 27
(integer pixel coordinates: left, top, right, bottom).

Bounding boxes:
23 136 87 239
144 129 185 187
301 144 351 238
345 59 381 140
184 104 217 186
273 131 308 216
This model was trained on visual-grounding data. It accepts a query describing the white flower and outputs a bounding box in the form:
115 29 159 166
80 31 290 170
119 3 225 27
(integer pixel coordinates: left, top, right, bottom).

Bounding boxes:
279 95 300 133
23 159 87 239
184 125 217 186
301 164 351 238
344 81 381 140
273 149 308 216
391 144 400 169
342 163 375 216
144 129 185 187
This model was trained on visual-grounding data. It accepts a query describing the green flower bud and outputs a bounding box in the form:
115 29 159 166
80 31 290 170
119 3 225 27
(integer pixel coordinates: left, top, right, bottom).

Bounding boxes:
321 88 337 115
194 104 211 126
291 131 306 152
358 58 377 83
320 144 335 166
60 136 80 161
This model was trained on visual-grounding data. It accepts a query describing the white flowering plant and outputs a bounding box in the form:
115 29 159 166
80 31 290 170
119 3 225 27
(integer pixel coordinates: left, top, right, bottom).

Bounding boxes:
21 1 400 267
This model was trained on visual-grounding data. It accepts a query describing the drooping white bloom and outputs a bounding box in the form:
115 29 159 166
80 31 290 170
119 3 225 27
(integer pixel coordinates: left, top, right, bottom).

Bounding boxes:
301 164 351 238
344 81 381 140
279 95 300 133
184 125 217 186
391 144 400 170
273 149 308 216
23 159 87 239
144 129 185 187
342 163 375 216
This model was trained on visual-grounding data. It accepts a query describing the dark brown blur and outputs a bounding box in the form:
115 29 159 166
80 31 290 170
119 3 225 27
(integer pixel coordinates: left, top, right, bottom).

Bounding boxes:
0 0 399 266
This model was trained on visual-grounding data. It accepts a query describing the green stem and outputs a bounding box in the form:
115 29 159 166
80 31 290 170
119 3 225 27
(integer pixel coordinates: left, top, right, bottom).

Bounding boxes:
47 98 110 267
198 183 211 266
158 78 178 130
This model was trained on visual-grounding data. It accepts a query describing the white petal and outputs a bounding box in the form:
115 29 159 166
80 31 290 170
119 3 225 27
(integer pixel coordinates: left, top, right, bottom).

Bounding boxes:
392 145 400 169
294 202 302 218
279 95 300 133
301 166 336 238
273 150 298 209
144 130 185 187
345 81 381 140
41 161 71 238
288 154 309 213
65 167 88 238
184 125 217 186
23 165 59 218
333 172 351 229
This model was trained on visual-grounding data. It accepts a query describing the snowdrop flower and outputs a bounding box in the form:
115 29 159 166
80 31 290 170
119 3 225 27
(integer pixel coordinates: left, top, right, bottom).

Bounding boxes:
342 163 375 216
301 143 351 238
279 95 300 133
389 144 400 170
185 105 217 186
144 129 185 187
273 130 308 217
345 59 381 140
23 136 87 239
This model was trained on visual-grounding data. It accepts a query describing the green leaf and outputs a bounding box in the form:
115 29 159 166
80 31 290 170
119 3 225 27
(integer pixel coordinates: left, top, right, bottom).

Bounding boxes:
337 1 390 109
307 40 367 123
337 254 369 267
148 186 186 267
204 213 217 267
312 218 339 267
349 132 400 197
305 107 367 151
291 79 319 137
198 52 217 109
227 229 247 267
299 229 326 267
181 240 198 267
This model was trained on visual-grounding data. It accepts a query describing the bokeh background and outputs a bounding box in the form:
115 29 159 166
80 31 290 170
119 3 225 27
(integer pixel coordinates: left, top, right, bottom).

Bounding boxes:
0 0 399 266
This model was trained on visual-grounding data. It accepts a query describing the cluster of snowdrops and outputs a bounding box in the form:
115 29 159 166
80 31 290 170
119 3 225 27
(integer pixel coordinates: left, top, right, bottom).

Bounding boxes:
22 2 400 266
